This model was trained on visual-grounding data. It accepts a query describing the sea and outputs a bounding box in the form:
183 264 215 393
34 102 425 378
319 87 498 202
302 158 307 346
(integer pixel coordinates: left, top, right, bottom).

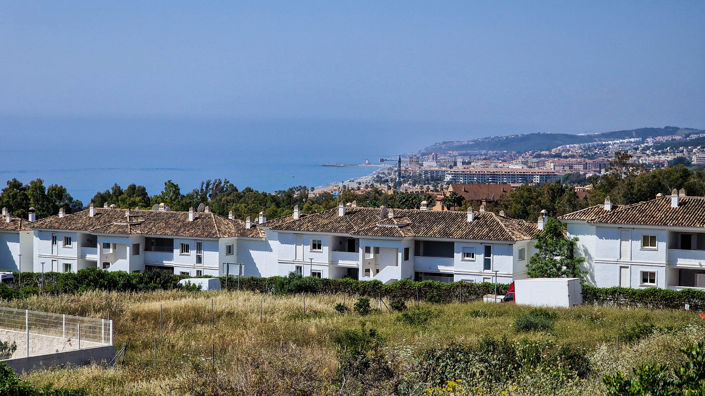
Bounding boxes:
0 116 487 202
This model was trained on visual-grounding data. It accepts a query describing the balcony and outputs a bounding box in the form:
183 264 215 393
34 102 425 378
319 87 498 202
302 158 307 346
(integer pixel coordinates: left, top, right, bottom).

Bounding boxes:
668 249 705 268
81 247 97 260
145 251 175 265
331 251 359 267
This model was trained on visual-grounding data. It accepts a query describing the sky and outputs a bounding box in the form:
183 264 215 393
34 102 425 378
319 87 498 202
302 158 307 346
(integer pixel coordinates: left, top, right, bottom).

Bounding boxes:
1 1 704 134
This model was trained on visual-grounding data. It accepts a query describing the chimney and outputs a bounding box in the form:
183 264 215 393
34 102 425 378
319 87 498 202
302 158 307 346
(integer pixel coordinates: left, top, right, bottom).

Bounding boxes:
380 205 387 218
499 210 505 217
103 202 109 208
604 196 612 211
89 203 95 217
338 203 345 217
679 188 686 198
28 207 36 222
1 207 6 217
656 193 663 198
479 204 486 212
538 214 545 231
258 211 266 224
467 207 474 222
352 201 357 208
420 201 428 211
293 205 300 220
188 207 195 222
125 208 130 218
245 216 252 229
228 211 234 220
58 207 65 218
204 206 211 214
159 202 165 212
671 189 679 208
388 208 394 219
4 212 10 223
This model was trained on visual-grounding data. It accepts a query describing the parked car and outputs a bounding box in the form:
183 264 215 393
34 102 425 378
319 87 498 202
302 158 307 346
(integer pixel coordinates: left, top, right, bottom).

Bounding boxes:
0 272 14 284
503 282 515 302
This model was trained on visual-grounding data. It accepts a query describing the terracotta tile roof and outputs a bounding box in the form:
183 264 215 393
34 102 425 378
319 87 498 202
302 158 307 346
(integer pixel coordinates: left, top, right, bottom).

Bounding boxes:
265 207 537 241
559 196 705 228
0 217 32 232
30 208 264 238
449 184 514 202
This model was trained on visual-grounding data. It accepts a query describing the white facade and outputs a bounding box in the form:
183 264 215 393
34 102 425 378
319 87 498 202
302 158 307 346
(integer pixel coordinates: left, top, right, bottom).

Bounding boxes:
566 221 705 290
0 231 34 272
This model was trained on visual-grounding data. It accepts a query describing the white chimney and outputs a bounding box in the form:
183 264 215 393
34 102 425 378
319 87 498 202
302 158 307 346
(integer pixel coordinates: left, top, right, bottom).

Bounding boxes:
537 214 545 231
671 189 679 208
103 202 109 208
338 203 345 217
293 205 300 220
467 207 474 222
499 210 505 217
159 202 165 212
258 211 266 224
228 211 234 220
58 207 65 218
388 208 394 219
479 204 486 212
204 206 211 214
352 201 357 208
1 207 6 217
89 203 95 217
4 212 10 223
604 196 612 211
28 207 36 222
656 193 663 198
420 201 428 211
188 207 195 222
380 205 387 218
245 216 252 229
679 188 686 198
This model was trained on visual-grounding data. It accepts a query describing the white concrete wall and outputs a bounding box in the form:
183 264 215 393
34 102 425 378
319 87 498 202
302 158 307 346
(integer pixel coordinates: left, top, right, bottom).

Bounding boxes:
237 237 276 277
0 231 21 271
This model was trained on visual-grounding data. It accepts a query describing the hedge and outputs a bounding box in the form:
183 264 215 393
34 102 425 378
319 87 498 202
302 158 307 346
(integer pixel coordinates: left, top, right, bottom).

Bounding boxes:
583 285 705 310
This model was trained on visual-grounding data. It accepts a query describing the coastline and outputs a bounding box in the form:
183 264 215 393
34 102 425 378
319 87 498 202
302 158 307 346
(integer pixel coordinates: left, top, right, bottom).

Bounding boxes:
314 166 390 193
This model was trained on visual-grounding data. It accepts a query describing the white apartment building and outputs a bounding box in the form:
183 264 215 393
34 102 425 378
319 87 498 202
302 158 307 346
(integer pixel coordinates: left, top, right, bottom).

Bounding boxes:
28 204 264 277
0 207 34 272
560 190 705 290
261 202 538 284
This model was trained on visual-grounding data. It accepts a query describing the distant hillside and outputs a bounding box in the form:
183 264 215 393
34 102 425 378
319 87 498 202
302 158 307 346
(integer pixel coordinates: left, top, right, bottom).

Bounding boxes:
419 126 704 154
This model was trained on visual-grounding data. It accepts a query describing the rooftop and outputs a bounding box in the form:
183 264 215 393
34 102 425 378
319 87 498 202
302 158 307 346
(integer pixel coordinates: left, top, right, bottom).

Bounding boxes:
265 206 537 241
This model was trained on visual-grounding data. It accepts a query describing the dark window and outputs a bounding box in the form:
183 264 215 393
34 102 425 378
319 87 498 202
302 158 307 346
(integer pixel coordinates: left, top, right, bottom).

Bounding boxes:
132 243 140 256
484 245 492 271
414 241 453 258
295 265 303 276
196 270 203 276
102 262 110 269
145 237 174 252
312 271 322 278
404 247 410 261
681 234 692 250
51 235 57 245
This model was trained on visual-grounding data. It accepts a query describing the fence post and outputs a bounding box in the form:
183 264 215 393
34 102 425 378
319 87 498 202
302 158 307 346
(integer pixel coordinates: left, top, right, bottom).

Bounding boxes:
109 320 113 345
102 319 105 344
25 309 29 357
154 338 158 370
211 298 215 328
77 323 81 350
160 304 163 336
62 314 66 339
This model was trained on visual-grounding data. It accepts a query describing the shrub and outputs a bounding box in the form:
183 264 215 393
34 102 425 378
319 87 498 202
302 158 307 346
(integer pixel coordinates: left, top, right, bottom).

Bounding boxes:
515 309 557 332
0 362 86 395
619 323 657 344
389 297 407 312
334 303 349 314
333 324 394 393
354 297 371 316
397 308 438 326
469 309 489 318
0 340 16 360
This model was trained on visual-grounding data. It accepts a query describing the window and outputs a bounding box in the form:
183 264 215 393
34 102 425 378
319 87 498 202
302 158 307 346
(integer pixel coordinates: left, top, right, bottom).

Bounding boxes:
641 271 656 286
102 262 110 269
63 263 72 273
365 246 372 258
404 247 410 261
63 236 72 247
295 265 303 276
102 242 112 252
196 242 202 254
483 246 492 271
226 244 234 255
518 248 526 261
196 255 202 264
144 237 173 252
51 235 57 245
180 271 190 276
462 247 476 261
414 240 454 258
132 243 140 255
374 247 379 255
311 239 322 251
180 243 190 255
641 235 657 249
196 270 203 276
311 271 322 278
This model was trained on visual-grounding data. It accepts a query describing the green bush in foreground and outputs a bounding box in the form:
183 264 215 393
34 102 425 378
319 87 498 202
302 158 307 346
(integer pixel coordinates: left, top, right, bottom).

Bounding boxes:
604 341 705 395
515 309 557 332
354 297 372 316
0 362 86 395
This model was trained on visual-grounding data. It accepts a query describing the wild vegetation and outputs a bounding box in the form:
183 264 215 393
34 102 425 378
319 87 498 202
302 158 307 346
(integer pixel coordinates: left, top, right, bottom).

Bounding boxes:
1 290 703 395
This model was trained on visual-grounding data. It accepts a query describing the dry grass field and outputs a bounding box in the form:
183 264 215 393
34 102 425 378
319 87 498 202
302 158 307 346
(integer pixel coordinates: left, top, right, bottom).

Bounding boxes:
2 290 704 395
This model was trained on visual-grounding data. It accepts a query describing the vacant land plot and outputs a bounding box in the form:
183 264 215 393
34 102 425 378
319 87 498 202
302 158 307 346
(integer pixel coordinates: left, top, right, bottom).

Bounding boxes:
2 290 703 395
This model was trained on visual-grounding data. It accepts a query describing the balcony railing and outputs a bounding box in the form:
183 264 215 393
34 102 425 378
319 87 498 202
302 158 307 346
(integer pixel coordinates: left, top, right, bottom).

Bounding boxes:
668 249 705 268
331 251 359 266
81 247 97 259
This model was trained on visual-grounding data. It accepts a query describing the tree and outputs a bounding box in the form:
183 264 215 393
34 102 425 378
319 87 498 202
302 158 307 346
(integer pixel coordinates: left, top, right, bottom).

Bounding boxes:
526 217 585 279
442 191 464 210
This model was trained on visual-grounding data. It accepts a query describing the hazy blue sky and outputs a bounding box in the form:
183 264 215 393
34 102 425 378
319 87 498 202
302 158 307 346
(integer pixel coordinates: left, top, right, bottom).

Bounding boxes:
1 1 704 133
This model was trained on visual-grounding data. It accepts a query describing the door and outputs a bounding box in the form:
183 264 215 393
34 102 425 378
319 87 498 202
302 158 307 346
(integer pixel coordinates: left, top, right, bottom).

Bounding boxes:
483 246 492 271
51 259 58 272
681 234 692 250
620 266 630 288
295 235 304 261
620 229 631 261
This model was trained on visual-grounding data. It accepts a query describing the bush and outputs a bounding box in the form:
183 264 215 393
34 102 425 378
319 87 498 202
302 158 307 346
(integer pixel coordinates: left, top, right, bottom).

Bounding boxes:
515 309 557 332
583 285 705 310
397 308 437 326
469 309 489 318
333 324 394 393
354 297 372 316
0 340 16 360
0 362 86 395
334 303 349 314
619 323 657 343
389 297 407 312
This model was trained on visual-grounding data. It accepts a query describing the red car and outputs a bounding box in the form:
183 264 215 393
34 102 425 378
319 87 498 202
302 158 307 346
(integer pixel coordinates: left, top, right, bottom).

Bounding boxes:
503 282 515 302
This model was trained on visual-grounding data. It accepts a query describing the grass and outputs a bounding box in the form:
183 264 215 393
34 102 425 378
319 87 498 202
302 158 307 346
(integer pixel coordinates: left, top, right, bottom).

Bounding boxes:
1 290 703 395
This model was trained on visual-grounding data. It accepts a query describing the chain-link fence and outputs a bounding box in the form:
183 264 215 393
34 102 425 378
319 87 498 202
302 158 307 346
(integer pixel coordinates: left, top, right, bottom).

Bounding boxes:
0 306 112 359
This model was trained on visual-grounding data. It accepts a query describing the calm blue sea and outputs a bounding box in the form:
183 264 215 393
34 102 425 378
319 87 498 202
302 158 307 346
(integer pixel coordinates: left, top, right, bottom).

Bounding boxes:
0 116 488 202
